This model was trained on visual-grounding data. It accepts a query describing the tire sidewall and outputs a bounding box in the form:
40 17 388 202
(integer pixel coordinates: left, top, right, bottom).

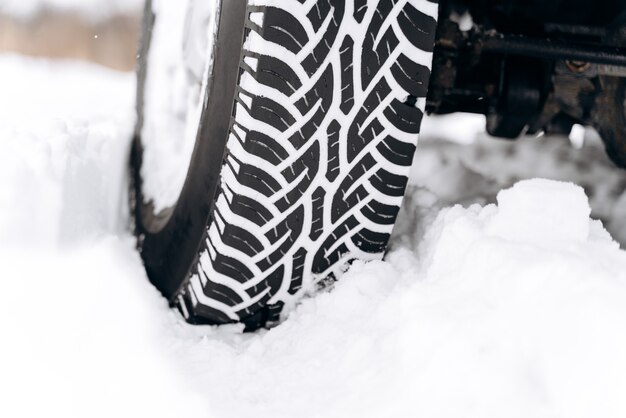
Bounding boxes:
131 0 249 298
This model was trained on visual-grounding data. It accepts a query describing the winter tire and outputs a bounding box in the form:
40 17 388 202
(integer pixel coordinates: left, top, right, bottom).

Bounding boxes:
132 0 439 330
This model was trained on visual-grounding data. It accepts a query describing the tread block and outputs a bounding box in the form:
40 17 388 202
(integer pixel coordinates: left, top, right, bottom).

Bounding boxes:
186 0 439 328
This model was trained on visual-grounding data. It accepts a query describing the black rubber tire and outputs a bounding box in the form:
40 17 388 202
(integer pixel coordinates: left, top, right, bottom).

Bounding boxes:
132 0 439 330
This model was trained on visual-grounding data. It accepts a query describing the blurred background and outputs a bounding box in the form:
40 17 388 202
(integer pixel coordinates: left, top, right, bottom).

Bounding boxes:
0 0 142 70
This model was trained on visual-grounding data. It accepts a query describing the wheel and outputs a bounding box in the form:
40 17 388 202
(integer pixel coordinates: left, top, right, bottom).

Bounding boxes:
131 0 439 330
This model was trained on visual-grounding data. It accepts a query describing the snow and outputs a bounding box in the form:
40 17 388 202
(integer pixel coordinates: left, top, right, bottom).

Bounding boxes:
2 54 626 418
0 241 207 418
0 55 133 247
410 117 626 245
141 0 221 212
0 0 143 22
488 179 592 245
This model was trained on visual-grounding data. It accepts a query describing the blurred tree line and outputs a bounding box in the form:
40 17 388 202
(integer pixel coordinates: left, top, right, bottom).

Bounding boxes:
0 10 140 71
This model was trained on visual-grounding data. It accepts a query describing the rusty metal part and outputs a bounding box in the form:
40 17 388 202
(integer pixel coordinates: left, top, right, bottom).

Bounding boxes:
481 33 626 67
566 60 592 73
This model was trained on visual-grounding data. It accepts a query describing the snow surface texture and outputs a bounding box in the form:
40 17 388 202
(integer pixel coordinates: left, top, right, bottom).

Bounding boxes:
1 55 626 418
0 55 133 246
409 115 626 246
141 0 220 212
0 0 143 22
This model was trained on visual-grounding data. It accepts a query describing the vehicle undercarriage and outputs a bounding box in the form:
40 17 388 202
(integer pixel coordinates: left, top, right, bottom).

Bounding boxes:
429 0 626 168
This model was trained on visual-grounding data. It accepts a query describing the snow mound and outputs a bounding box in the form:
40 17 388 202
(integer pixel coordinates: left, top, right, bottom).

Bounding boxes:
0 55 134 247
408 120 626 246
488 179 591 245
2 55 626 418
175 180 626 418
422 180 621 283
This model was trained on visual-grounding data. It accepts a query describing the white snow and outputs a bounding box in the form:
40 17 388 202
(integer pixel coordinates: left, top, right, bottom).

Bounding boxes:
2 54 626 418
0 242 207 418
0 54 134 247
487 179 592 245
420 112 487 144
0 0 143 22
407 119 626 245
141 0 221 212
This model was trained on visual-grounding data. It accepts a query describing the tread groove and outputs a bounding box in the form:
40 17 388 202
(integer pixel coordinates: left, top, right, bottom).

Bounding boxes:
183 0 438 327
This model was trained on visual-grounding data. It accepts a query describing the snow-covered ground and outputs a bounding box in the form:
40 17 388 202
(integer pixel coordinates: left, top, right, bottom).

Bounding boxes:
1 54 626 418
402 115 626 249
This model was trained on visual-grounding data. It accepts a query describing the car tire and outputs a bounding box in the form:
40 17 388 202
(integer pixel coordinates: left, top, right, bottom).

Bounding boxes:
131 0 439 330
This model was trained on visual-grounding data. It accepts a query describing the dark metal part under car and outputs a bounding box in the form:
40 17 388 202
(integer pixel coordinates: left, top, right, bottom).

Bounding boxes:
427 0 626 168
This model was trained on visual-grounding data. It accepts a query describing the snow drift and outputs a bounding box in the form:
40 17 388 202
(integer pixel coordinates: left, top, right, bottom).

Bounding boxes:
176 179 626 418
1 55 626 418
